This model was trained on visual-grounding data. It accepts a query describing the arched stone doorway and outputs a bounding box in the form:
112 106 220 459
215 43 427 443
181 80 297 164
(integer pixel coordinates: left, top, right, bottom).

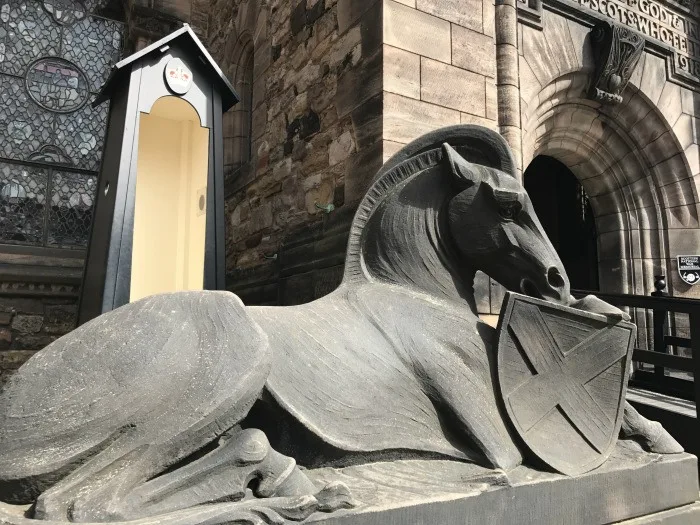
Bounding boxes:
524 155 599 291
522 72 698 298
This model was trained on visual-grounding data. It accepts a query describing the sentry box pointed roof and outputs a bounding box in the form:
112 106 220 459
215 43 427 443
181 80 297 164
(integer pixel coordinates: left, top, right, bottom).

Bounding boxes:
94 24 239 110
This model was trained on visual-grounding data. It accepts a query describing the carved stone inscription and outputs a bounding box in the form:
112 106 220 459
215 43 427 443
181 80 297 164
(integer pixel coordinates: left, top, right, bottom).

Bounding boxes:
569 0 700 85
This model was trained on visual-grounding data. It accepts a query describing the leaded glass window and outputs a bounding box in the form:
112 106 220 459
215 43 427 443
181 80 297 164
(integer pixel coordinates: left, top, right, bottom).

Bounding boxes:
0 0 122 249
0 161 95 247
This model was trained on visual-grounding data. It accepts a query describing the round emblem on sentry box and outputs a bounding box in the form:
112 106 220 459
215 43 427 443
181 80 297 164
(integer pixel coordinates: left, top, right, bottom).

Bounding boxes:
164 58 193 95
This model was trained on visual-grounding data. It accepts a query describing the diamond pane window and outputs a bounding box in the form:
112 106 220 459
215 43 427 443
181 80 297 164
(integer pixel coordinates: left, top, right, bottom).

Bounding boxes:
0 0 61 77
0 161 48 245
55 98 108 171
62 15 121 92
47 170 96 247
0 0 123 249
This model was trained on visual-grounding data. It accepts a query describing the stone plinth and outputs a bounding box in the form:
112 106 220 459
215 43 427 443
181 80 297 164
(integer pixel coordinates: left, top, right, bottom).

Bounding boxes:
306 442 699 525
0 443 696 524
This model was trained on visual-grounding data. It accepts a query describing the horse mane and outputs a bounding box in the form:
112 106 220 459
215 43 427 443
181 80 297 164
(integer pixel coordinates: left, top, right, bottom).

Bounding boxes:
342 126 516 304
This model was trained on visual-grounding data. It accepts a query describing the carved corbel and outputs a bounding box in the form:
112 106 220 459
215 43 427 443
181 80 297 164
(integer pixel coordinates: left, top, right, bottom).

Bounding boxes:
588 21 645 105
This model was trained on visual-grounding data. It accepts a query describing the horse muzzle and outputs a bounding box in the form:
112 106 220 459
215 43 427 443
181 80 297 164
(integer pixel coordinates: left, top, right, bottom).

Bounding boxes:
519 266 570 305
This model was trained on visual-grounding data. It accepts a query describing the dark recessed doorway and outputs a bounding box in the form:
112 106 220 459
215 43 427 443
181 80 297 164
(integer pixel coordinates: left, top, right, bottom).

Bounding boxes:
524 155 599 291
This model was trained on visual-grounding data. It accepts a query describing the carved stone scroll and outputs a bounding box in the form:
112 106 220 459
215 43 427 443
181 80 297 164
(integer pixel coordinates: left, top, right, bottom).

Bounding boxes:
588 21 645 104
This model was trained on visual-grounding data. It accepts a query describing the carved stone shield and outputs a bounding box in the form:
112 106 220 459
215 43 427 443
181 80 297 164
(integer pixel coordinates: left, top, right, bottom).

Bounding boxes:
497 293 635 476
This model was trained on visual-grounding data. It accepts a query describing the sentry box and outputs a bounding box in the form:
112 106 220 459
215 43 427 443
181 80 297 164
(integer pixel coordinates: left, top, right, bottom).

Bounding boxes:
78 25 239 325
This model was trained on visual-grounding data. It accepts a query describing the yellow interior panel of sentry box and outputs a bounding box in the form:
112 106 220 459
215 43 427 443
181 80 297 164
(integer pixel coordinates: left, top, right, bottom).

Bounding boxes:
130 96 210 302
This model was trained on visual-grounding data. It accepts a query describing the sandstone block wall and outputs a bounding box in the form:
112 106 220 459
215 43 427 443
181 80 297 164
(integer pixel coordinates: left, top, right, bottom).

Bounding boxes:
208 0 506 309
207 0 383 305
383 0 498 162
382 0 503 316
518 7 700 301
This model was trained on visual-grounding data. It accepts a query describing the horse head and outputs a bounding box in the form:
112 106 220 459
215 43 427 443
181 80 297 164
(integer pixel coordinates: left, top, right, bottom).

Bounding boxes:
443 143 570 305
344 125 575 310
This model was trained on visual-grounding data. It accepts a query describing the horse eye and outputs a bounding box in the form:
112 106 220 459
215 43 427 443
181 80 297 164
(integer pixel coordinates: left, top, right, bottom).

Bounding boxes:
499 204 518 221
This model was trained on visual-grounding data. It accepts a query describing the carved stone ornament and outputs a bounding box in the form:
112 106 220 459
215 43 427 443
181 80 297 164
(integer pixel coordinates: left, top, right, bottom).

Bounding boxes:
498 293 634 476
0 126 688 524
589 21 645 105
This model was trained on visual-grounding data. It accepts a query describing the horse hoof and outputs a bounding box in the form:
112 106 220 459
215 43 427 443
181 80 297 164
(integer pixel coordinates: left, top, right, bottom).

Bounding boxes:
643 422 684 454
315 481 356 513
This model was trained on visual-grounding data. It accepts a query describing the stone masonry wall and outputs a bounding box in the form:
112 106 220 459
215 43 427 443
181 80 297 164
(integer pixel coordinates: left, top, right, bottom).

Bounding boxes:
382 0 503 317
207 0 508 311
207 0 383 305
383 0 498 158
0 294 77 387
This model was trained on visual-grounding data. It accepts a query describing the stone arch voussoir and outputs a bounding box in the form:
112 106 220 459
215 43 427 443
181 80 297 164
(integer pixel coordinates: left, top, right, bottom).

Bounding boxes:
523 71 694 297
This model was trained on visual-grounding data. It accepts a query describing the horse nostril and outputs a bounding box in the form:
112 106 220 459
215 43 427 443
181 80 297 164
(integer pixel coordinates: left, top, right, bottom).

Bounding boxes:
547 267 566 289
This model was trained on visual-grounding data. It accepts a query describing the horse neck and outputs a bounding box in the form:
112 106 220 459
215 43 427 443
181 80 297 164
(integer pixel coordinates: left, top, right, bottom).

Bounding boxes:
360 172 478 312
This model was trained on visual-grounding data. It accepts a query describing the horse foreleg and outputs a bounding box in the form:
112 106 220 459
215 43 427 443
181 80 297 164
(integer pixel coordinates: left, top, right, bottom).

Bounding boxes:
620 401 683 454
33 424 354 523
415 339 523 471
121 428 317 518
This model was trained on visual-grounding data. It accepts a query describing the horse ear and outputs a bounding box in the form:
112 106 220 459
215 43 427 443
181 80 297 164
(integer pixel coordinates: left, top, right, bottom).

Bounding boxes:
442 143 481 187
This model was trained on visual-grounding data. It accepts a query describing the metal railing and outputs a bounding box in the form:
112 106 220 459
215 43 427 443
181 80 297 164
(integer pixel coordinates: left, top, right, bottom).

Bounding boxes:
572 278 699 423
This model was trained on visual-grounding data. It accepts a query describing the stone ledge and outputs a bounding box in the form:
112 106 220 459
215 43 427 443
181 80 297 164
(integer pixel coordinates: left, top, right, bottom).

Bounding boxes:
623 502 700 524
0 444 695 524
306 443 699 524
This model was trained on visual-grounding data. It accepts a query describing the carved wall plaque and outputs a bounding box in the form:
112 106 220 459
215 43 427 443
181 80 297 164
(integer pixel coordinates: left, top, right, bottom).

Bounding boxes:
520 0 700 91
588 21 645 104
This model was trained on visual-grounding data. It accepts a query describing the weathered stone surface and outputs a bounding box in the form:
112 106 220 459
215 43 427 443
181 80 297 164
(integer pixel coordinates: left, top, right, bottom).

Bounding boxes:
345 138 383 203
249 202 274 232
382 139 404 162
383 92 460 143
44 305 77 326
335 48 382 117
11 315 43 334
0 329 11 350
420 58 486 116
349 93 382 149
416 0 482 32
483 0 495 37
207 0 384 280
305 445 698 524
656 83 682 129
329 131 356 166
0 298 42 315
11 334 56 350
337 0 378 33
485 80 498 121
639 53 667 106
383 44 420 99
383 0 451 63
451 24 496 78
460 112 497 130
0 351 35 387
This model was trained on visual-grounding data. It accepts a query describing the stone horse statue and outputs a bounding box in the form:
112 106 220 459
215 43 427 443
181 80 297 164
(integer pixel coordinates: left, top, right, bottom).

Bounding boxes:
0 127 680 524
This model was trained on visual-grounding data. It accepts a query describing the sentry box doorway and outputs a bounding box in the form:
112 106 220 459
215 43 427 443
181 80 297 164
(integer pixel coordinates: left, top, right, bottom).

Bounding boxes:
78 25 239 325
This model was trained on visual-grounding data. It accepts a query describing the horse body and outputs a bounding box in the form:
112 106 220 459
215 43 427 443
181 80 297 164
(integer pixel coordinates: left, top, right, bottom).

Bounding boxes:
1 126 661 523
252 281 520 469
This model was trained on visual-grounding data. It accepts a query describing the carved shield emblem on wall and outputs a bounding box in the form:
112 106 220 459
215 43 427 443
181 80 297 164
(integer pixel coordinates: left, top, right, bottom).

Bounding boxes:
497 293 635 476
